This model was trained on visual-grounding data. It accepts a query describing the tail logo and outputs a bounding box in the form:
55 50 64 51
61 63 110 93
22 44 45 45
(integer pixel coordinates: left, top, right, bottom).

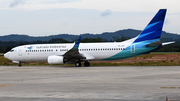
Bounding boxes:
134 9 167 43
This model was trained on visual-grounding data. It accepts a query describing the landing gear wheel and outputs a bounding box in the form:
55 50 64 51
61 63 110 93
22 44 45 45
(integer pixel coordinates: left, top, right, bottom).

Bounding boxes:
75 62 81 67
18 62 22 67
84 61 90 67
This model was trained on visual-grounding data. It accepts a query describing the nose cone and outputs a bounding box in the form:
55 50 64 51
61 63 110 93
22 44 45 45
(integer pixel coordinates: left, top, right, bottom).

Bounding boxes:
4 52 9 59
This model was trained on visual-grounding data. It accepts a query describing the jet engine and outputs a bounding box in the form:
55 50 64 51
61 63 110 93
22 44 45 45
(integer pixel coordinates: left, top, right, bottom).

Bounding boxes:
47 55 64 65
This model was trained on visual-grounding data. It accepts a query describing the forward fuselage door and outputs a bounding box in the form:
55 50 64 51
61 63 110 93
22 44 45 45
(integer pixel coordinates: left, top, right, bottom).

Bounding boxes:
18 49 23 56
131 44 135 53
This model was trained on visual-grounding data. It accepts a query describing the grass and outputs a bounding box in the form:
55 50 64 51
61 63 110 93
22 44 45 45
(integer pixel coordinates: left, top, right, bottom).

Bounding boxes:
0 52 180 66
136 54 154 59
90 60 180 66
151 52 180 55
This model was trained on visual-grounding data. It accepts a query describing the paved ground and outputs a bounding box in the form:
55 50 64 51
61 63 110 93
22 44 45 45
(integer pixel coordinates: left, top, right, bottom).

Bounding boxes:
0 66 180 101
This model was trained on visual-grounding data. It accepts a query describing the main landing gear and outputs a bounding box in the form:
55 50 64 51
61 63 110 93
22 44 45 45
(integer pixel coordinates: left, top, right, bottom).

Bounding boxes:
75 61 90 67
75 61 81 67
84 61 90 67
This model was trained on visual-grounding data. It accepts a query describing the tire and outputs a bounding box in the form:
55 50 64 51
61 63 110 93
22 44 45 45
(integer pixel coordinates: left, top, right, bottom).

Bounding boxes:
75 62 81 67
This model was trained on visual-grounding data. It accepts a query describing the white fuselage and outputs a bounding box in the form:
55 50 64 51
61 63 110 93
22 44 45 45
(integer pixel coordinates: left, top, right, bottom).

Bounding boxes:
4 38 136 63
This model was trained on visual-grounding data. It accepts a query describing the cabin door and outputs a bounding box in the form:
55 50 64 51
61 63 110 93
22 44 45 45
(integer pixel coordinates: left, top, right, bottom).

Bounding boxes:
131 44 135 53
18 49 23 56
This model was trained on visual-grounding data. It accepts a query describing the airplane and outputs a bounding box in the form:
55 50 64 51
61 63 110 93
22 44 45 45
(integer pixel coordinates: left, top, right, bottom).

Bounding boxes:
4 9 174 67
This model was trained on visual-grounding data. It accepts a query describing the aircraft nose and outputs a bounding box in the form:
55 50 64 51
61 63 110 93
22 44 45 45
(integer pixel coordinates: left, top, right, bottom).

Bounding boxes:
4 53 9 58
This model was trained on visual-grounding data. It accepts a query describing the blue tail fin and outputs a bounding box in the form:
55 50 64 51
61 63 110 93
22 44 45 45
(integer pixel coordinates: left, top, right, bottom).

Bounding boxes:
134 9 167 43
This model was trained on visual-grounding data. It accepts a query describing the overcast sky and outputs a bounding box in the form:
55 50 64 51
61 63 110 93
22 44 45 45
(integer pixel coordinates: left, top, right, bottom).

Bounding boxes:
0 0 180 36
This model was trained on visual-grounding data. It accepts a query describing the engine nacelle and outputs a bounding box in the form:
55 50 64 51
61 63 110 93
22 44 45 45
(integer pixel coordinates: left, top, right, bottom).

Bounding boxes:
47 55 64 65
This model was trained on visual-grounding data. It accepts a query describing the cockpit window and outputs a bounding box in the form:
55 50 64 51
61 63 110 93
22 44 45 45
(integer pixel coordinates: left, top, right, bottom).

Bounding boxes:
10 50 14 52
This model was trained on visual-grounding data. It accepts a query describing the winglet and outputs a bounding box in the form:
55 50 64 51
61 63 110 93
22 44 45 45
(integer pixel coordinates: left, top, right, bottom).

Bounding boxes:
73 36 81 49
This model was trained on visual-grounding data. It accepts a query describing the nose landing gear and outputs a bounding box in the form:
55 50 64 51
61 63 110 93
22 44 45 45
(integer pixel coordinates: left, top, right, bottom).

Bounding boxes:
18 62 22 67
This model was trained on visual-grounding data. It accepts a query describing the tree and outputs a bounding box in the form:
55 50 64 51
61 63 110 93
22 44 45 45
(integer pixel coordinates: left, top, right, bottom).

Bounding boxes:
113 35 130 42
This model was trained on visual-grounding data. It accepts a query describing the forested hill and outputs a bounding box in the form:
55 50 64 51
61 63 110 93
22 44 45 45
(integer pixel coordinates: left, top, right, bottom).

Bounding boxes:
0 29 179 43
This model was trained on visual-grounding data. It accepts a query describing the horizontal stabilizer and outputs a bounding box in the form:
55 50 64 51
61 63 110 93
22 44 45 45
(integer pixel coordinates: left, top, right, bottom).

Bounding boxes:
146 41 161 47
162 41 175 46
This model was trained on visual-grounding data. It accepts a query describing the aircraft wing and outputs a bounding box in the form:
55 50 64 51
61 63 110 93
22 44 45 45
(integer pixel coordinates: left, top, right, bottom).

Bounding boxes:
63 37 86 59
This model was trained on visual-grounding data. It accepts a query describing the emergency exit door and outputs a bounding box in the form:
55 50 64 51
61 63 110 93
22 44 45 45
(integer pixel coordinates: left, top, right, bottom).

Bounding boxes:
131 44 135 53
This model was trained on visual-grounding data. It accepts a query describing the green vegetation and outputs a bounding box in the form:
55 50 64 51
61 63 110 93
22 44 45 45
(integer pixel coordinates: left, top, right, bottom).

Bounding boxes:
112 35 130 42
151 52 180 55
90 61 180 66
155 45 180 52
136 54 154 59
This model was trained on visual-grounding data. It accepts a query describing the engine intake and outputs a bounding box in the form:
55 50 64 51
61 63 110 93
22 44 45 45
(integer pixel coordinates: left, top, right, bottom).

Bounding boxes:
47 55 64 65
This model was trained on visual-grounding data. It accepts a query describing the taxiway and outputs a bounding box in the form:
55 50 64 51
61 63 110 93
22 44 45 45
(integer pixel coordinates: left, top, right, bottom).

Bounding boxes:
0 66 180 101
